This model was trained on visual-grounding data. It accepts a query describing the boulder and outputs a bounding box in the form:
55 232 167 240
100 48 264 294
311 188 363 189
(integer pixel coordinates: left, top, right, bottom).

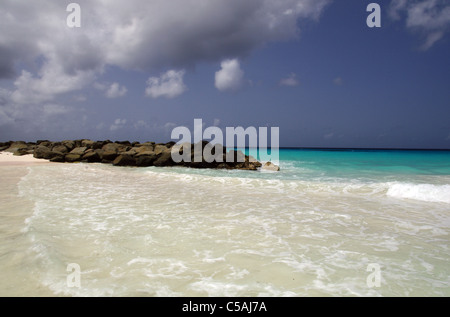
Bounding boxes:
121 148 137 156
115 141 132 146
135 145 154 155
153 151 174 167
65 154 81 163
0 142 11 148
34 146 57 160
6 142 29 154
70 147 87 156
102 143 126 153
49 154 65 163
154 144 168 155
82 151 101 163
101 151 118 162
91 141 104 150
136 154 157 167
81 139 95 148
38 141 52 148
113 154 136 166
62 140 76 151
52 145 69 154
13 148 31 156
261 161 280 172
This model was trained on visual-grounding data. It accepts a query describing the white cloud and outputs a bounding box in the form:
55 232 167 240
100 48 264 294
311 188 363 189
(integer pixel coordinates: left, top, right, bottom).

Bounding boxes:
145 69 187 99
389 0 450 50
213 118 221 127
105 82 128 99
134 120 149 130
324 132 334 139
0 0 331 136
215 59 245 92
280 73 299 87
164 122 177 132
10 64 96 105
110 118 127 131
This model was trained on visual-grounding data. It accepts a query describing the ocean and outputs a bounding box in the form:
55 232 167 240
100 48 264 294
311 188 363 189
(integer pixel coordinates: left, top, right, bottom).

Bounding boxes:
0 149 449 296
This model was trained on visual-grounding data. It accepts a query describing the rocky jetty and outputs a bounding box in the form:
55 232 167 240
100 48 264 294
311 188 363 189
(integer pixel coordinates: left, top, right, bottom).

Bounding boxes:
0 140 279 171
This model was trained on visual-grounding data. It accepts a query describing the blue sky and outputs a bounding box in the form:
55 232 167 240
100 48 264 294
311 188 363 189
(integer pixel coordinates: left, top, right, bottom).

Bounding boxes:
0 0 449 148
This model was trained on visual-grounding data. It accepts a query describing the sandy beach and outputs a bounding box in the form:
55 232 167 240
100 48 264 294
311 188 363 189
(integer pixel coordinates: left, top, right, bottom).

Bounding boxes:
0 152 52 167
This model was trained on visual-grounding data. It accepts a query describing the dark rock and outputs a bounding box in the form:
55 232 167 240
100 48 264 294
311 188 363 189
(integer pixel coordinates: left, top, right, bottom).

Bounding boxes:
70 147 87 156
4 139 265 171
34 146 57 160
82 151 101 163
154 144 169 155
38 141 52 148
73 140 83 148
135 145 155 156
113 154 136 166
101 151 118 162
50 154 65 163
6 141 29 154
81 139 95 148
52 145 69 154
62 140 75 151
153 151 174 167
13 148 30 156
115 141 132 146
136 154 157 167
102 143 126 153
65 154 81 163
91 141 103 150
121 148 137 156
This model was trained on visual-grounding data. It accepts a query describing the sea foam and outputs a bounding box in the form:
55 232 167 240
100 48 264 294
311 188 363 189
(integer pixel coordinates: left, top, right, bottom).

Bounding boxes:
386 183 450 204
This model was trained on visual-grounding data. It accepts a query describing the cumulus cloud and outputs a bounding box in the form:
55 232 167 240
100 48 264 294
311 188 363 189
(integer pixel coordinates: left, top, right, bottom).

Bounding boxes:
215 59 245 92
145 70 187 99
0 0 331 78
389 0 450 50
0 0 331 136
110 118 127 131
280 73 300 87
105 82 128 99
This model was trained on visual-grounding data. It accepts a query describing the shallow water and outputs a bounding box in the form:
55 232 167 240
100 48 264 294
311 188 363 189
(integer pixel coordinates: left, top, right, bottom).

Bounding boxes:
0 149 449 296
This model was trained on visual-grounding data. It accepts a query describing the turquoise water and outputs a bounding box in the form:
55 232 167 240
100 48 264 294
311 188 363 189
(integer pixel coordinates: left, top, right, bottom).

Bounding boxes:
276 149 450 180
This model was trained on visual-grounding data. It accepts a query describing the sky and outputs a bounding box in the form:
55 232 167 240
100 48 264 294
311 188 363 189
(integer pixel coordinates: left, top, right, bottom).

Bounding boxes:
0 0 449 148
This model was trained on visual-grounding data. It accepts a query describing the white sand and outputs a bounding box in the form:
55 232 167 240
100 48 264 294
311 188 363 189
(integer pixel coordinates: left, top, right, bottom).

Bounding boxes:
0 152 51 166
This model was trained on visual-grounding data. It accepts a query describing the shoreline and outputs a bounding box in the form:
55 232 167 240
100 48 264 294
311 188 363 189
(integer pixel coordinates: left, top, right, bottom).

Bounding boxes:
0 152 52 167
